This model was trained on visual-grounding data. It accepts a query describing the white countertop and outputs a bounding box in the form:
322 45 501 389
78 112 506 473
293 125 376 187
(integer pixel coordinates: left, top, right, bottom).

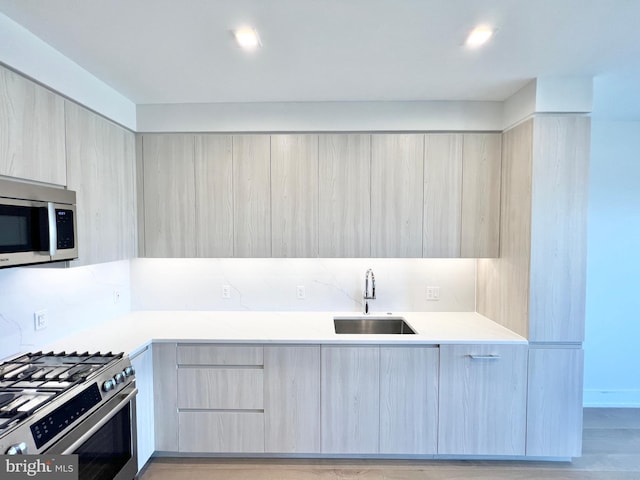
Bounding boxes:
44 311 526 357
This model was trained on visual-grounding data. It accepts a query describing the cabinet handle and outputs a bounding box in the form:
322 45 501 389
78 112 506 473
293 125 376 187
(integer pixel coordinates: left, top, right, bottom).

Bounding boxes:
468 354 501 360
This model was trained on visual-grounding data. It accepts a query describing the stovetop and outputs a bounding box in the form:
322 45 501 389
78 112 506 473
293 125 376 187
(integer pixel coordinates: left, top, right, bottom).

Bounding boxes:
0 351 123 433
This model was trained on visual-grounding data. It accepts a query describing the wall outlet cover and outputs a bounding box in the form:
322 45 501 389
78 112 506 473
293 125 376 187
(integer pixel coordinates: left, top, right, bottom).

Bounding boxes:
296 285 306 299
34 310 48 331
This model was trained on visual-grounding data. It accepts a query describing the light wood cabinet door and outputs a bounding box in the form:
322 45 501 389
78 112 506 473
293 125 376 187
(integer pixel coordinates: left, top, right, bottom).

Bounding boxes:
65 102 136 266
371 134 424 257
0 66 66 185
529 116 590 343
264 346 321 453
177 368 263 409
152 343 178 452
526 347 584 457
271 135 319 257
318 134 371 257
461 133 501 257
130 346 154 470
142 134 196 257
233 135 271 257
423 134 463 257
321 346 379 454
177 344 263 365
194 135 233 257
178 411 264 453
438 344 527 455
380 346 439 454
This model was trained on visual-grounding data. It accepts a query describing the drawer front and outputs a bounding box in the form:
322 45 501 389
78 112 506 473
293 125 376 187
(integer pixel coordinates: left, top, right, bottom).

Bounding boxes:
179 411 265 453
177 367 263 409
177 345 263 365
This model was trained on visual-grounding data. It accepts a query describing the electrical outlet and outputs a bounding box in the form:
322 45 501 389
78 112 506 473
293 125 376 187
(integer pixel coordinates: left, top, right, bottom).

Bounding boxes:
113 290 121 304
426 286 440 301
296 285 306 299
222 285 231 299
34 310 48 331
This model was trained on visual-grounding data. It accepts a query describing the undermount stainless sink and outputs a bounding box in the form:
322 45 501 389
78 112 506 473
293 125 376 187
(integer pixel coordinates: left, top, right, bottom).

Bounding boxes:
333 316 416 335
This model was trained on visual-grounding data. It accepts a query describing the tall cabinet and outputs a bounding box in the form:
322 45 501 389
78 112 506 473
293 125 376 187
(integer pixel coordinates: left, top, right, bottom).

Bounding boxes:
478 115 590 457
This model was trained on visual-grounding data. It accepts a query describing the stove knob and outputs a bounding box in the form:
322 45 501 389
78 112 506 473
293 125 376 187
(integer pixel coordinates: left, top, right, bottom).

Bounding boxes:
102 378 116 392
124 366 135 377
114 372 125 384
6 442 27 455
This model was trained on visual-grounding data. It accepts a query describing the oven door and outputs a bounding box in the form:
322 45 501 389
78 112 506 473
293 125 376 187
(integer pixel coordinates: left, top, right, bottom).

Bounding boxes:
47 385 138 480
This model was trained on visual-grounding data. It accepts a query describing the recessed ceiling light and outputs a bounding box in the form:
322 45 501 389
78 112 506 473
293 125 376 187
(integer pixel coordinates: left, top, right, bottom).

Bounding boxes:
465 26 494 47
234 27 261 50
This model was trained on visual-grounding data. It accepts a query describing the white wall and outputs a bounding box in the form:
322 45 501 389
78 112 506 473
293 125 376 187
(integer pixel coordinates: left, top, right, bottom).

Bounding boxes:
137 101 503 132
130 258 476 313
0 261 131 360
583 119 640 406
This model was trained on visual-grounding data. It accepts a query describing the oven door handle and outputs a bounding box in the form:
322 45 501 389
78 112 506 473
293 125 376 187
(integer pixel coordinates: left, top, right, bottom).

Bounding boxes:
61 387 138 455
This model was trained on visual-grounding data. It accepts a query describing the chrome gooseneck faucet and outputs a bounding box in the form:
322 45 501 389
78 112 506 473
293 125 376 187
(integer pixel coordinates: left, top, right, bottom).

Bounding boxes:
363 268 376 314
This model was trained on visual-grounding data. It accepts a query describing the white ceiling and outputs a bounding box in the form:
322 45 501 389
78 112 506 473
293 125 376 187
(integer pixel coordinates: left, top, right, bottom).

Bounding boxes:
1 0 640 111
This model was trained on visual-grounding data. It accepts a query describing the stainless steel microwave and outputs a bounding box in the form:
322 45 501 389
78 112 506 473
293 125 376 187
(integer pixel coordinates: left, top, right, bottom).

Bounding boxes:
0 178 78 268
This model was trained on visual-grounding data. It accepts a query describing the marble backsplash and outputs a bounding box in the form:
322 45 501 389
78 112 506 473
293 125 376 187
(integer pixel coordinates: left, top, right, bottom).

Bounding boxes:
130 258 476 313
0 260 131 360
1 257 476 359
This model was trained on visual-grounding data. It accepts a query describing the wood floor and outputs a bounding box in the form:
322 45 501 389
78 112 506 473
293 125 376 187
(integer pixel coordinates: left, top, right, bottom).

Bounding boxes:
139 408 640 480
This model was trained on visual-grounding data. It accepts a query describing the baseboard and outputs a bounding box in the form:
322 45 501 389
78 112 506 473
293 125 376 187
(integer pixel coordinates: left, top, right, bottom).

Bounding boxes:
583 389 640 407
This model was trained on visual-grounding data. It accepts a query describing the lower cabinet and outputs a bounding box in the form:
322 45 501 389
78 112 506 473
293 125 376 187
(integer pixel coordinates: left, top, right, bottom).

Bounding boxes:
320 345 440 455
152 343 178 452
264 346 321 453
130 345 154 470
380 346 439 454
149 341 540 459
526 346 584 457
176 344 265 453
321 346 380 454
438 344 528 455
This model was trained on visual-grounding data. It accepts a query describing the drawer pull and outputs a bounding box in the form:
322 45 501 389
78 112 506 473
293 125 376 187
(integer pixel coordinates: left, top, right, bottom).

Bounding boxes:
468 354 501 360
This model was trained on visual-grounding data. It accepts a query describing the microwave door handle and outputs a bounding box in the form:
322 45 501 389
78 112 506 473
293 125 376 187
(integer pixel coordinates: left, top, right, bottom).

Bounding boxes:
47 202 57 256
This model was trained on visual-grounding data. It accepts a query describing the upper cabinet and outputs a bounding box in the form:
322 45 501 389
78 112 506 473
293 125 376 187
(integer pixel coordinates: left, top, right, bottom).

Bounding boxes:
65 102 137 265
139 132 501 259
371 134 424 257
194 135 233 257
461 134 502 258
141 134 197 257
318 134 371 257
271 135 319 257
233 135 271 257
0 66 66 185
423 134 463 257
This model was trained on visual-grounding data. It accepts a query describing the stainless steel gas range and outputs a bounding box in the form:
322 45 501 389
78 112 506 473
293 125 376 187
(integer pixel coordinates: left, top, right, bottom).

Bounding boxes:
0 351 138 480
